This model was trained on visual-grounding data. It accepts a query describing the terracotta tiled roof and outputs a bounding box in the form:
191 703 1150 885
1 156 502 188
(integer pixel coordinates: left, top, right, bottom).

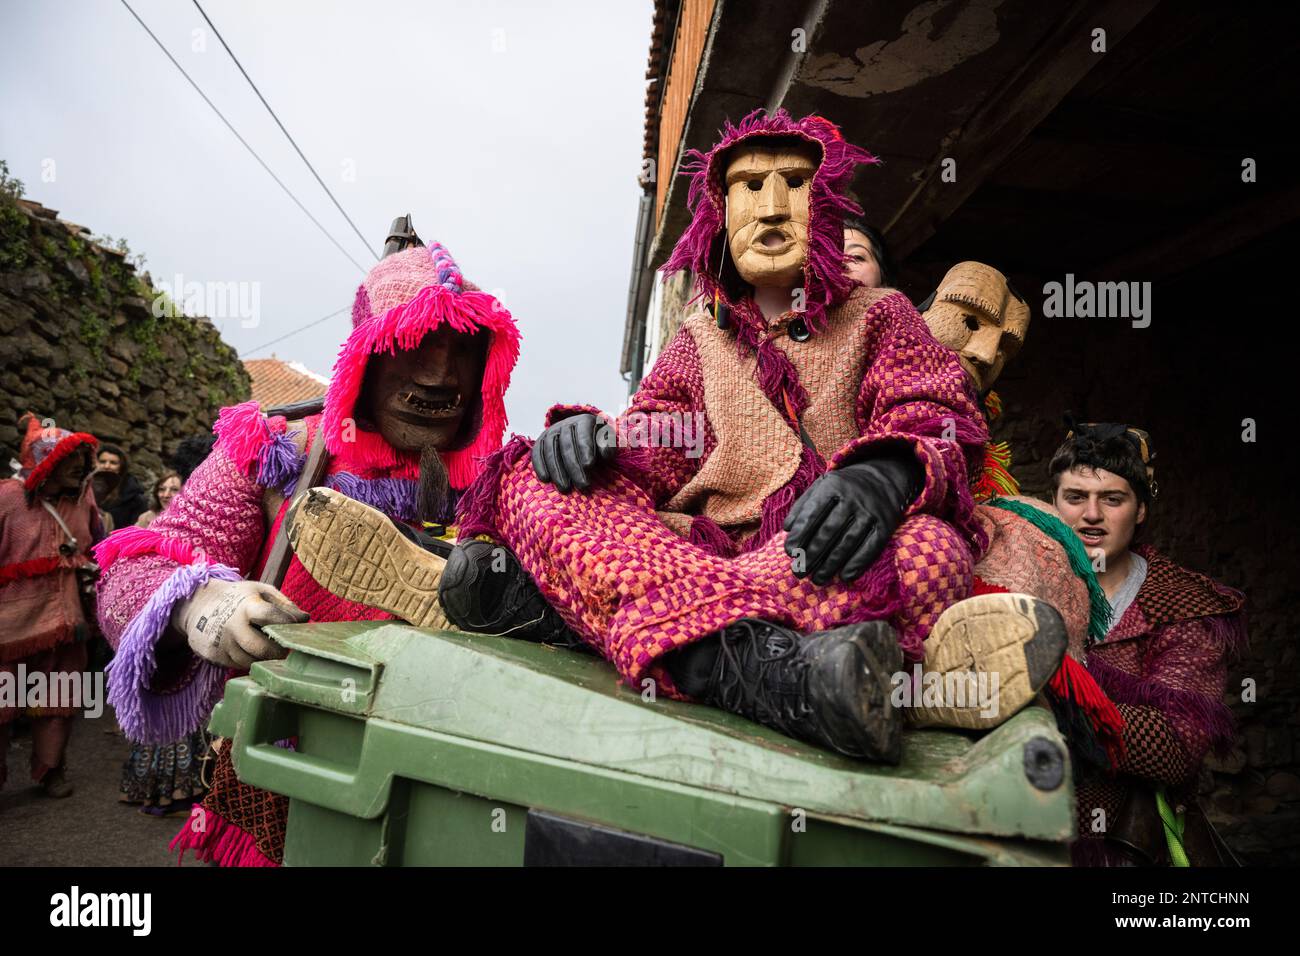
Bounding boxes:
243 357 330 409
642 0 677 169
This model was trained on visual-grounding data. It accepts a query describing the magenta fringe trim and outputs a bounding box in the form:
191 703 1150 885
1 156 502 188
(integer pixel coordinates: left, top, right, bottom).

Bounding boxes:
171 806 278 868
742 443 825 554
93 526 198 573
212 401 272 478
942 447 988 560
839 540 913 658
1203 604 1250 660
688 515 738 557
456 434 532 539
661 109 879 336
1087 652 1237 755
322 283 521 490
731 298 811 413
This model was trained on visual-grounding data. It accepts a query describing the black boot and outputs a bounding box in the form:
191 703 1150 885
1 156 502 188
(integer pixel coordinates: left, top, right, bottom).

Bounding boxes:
677 619 903 762
439 540 585 649
392 520 454 558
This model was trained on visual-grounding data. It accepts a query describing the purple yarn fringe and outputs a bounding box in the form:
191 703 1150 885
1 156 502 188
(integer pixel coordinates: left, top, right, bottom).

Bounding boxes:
324 472 423 523
688 515 738 557
456 435 532 539
742 443 824 554
106 562 242 745
255 427 451 525
1087 650 1237 755
731 300 810 413
840 541 912 658
257 431 305 495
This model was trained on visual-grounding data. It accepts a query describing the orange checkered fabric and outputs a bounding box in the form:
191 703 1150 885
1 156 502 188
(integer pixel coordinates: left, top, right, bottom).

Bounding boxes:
493 449 973 688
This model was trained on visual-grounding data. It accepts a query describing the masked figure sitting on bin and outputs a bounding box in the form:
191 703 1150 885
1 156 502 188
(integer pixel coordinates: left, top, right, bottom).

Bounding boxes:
912 258 1129 761
94 222 521 866
290 111 1070 761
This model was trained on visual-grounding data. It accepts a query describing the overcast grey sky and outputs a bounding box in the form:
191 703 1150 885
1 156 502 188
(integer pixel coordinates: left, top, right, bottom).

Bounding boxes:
1 0 654 433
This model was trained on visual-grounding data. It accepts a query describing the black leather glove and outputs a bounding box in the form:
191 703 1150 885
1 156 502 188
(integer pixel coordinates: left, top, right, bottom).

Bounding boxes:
783 451 923 585
531 413 617 493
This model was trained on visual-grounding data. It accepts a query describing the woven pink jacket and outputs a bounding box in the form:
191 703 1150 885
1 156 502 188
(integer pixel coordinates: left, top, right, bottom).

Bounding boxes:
1073 546 1246 862
491 286 989 565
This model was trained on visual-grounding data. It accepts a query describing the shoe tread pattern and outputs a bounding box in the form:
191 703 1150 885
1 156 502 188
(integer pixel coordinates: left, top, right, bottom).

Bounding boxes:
289 490 449 630
913 593 1062 730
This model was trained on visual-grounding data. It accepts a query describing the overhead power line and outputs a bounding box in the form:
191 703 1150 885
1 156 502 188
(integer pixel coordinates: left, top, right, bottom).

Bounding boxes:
191 0 377 262
119 0 368 273
242 305 351 357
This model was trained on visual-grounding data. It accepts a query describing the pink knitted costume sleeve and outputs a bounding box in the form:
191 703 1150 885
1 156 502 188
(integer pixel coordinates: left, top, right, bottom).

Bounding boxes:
831 293 988 551
614 327 708 505
95 402 289 743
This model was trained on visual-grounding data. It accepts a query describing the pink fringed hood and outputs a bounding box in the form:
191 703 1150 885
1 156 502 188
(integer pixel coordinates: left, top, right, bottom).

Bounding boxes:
321 242 521 490
661 109 879 336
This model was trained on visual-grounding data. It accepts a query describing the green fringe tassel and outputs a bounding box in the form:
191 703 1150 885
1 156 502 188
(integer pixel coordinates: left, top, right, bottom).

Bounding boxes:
986 497 1112 645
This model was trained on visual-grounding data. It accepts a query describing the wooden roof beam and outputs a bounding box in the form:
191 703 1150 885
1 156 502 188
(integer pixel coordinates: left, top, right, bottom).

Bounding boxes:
883 0 1160 261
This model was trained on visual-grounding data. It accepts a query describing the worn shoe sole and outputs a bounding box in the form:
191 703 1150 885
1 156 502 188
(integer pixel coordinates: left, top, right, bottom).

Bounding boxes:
908 592 1067 731
287 487 449 630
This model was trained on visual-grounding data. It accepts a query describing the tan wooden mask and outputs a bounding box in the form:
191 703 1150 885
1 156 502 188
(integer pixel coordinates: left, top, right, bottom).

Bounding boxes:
922 261 1031 392
724 142 820 289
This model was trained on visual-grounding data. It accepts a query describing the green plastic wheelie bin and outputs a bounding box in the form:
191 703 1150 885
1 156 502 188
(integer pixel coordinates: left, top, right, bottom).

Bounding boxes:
208 621 1074 866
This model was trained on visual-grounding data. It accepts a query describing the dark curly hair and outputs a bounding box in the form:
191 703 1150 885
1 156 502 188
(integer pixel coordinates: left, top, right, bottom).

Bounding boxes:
169 434 217 481
1048 419 1156 511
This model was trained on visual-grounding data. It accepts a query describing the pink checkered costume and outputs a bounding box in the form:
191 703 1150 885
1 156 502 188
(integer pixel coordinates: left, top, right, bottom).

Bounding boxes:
459 111 989 692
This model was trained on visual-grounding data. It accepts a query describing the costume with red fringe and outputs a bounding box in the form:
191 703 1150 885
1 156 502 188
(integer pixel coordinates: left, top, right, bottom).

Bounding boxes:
971 391 1019 501
963 381 1127 773
459 111 989 686
94 243 520 865
1 417 99 786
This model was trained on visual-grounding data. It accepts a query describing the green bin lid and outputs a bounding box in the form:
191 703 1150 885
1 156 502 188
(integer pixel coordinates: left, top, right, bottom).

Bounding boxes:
246 621 1073 842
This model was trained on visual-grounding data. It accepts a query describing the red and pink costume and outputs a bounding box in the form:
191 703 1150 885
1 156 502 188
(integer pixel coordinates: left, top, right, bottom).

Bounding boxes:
1072 546 1245 864
94 243 521 864
0 418 100 788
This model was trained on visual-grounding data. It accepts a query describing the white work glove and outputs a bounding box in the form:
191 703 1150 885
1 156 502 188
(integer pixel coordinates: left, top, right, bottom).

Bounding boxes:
171 579 308 669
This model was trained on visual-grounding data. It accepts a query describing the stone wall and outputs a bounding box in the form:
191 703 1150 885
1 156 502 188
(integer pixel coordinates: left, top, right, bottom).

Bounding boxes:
0 191 250 484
